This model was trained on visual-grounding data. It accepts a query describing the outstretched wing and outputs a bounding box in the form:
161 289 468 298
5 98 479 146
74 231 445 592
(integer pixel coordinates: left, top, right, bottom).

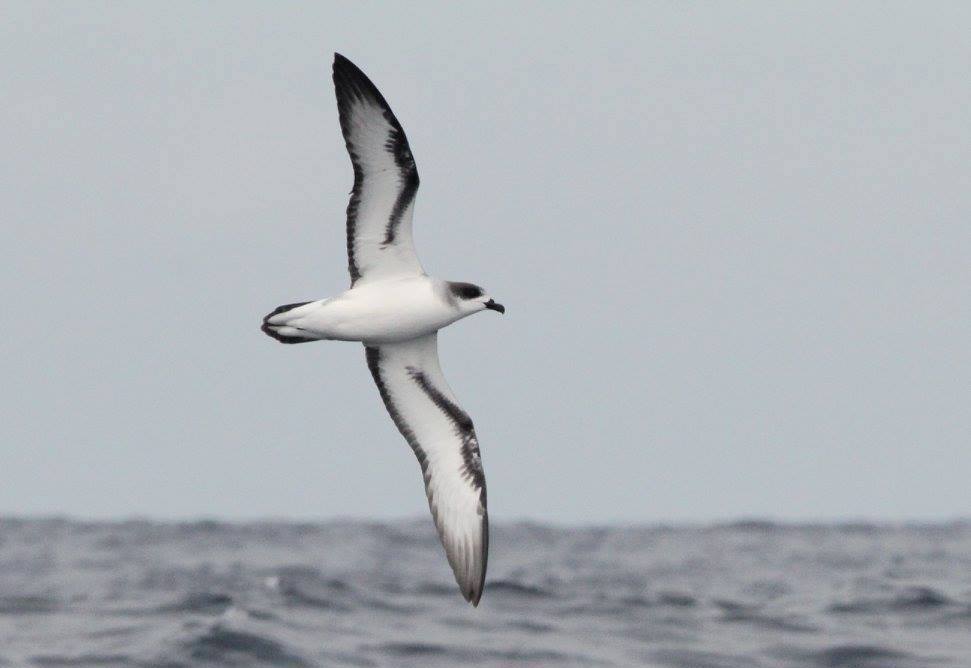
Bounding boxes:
333 53 423 286
364 334 489 606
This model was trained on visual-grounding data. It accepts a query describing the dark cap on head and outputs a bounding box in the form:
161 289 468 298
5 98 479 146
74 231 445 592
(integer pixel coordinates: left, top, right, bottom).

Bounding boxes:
448 282 484 300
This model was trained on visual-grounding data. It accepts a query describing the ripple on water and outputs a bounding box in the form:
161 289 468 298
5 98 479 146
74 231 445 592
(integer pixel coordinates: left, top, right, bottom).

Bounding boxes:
714 599 819 633
828 586 954 614
0 596 59 615
29 655 131 667
772 644 924 668
658 592 698 608
651 648 764 668
278 582 353 612
156 592 234 615
182 627 308 666
486 579 554 598
364 642 606 665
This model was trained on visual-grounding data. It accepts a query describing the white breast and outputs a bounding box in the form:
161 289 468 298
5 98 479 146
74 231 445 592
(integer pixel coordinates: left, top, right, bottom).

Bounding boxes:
292 277 460 344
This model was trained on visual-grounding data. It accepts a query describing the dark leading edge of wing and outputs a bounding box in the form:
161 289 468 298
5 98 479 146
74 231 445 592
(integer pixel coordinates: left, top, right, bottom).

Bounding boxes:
332 53 420 284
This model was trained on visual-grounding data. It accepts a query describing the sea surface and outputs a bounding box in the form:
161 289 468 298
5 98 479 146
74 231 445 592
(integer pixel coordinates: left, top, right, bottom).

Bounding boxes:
1 519 969 667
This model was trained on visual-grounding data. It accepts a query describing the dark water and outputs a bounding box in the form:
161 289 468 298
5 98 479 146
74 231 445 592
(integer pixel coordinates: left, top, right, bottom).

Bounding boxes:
1 519 969 667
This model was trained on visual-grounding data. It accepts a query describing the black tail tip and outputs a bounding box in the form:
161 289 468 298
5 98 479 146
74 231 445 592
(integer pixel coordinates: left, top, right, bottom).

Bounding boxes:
261 301 314 344
260 322 311 345
262 301 313 325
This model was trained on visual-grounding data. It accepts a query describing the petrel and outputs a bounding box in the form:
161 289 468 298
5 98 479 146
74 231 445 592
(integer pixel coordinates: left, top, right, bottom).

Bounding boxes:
262 54 503 606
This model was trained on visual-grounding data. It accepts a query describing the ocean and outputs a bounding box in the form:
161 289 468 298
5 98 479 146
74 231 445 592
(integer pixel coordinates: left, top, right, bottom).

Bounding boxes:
0 518 969 667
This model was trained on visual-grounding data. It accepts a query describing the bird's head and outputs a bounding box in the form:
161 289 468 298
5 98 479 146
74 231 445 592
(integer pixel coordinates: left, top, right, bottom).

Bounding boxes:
446 281 505 316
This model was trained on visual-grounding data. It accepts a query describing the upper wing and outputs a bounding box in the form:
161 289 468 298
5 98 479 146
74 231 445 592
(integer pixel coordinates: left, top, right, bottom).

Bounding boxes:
333 53 423 285
364 334 489 606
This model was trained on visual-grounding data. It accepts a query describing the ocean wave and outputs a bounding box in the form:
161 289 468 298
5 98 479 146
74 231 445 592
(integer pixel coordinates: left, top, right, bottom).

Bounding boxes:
652 648 763 668
828 586 954 614
156 592 234 615
773 644 920 667
0 595 59 615
487 579 554 598
181 627 308 666
30 655 131 667
366 642 604 665
1 519 970 667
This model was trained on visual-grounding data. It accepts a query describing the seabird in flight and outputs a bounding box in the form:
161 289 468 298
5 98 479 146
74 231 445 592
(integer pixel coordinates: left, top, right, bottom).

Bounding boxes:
262 53 503 606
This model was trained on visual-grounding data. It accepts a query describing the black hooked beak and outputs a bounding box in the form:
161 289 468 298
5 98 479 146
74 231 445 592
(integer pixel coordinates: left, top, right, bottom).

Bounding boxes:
484 299 505 314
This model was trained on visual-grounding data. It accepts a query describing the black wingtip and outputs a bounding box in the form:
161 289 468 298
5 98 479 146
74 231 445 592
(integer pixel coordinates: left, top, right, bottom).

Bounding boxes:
332 52 367 84
331 52 393 112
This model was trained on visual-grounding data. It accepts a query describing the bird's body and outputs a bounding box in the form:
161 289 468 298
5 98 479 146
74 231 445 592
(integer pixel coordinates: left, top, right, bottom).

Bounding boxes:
265 276 478 344
261 54 503 606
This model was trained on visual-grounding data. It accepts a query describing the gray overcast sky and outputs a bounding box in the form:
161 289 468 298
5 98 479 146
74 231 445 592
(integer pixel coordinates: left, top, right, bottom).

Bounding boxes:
2 2 969 523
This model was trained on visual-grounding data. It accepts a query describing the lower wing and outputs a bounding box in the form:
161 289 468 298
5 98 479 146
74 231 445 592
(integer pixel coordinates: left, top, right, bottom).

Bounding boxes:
364 334 488 605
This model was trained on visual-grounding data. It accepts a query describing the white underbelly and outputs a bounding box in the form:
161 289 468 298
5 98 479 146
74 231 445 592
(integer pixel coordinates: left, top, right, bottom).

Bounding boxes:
326 310 448 343
292 279 457 344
